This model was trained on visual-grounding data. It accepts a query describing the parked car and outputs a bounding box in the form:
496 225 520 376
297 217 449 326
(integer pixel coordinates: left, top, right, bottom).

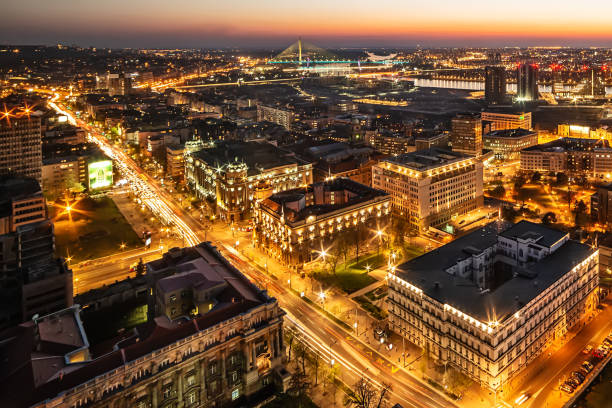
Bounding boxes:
582 361 594 372
578 367 590 377
571 371 585 383
583 345 594 354
561 383 575 393
566 378 580 388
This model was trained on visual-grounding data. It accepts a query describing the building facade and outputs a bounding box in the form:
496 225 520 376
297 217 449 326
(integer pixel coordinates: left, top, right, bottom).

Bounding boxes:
520 137 611 176
2 243 287 408
517 64 539 101
372 148 484 232
484 66 506 105
256 105 295 130
451 114 483 156
484 129 538 161
186 141 312 222
387 221 599 392
253 178 391 266
166 144 185 180
365 129 415 156
0 112 42 183
481 111 532 132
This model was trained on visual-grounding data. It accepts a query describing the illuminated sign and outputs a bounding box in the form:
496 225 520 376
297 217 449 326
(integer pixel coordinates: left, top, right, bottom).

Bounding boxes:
88 160 113 189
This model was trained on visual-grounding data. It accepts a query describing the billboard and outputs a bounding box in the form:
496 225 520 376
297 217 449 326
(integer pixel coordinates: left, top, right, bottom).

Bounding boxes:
88 160 113 190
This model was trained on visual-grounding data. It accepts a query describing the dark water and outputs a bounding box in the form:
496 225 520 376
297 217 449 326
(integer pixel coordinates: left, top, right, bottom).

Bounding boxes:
573 362 612 408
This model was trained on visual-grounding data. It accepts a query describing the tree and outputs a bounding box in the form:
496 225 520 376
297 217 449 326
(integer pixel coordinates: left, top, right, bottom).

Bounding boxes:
344 377 392 408
556 172 568 186
308 351 321 386
294 340 308 375
136 258 145 276
513 175 526 191
391 218 407 247
285 327 297 362
574 200 590 227
501 206 519 223
489 185 506 199
541 211 557 225
288 363 312 405
531 171 542 183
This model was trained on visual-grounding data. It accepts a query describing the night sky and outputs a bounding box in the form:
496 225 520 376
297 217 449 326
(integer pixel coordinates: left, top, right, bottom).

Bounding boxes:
3 0 612 48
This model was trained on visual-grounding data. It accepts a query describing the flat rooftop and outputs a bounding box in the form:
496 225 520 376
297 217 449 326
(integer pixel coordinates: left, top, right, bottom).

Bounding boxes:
485 128 535 138
523 137 608 153
383 147 472 171
394 221 593 324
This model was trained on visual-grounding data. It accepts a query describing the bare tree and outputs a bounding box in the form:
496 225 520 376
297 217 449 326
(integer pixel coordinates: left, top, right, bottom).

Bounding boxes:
285 327 297 362
344 377 392 408
309 350 321 386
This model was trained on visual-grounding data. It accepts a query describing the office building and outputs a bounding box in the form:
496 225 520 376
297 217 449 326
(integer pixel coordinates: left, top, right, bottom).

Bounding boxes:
41 143 106 196
451 114 483 156
186 141 312 222
372 148 483 232
0 243 287 408
517 64 539 102
366 129 415 156
591 183 612 225
166 144 185 180
481 111 532 132
484 66 506 105
0 108 42 183
253 178 391 266
520 137 612 176
484 129 538 161
388 221 599 391
256 104 295 130
0 176 72 330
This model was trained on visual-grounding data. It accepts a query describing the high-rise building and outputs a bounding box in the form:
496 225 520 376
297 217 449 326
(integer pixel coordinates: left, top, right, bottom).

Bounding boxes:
0 176 73 330
517 64 539 101
451 113 483 156
484 66 506 105
372 148 483 232
0 108 42 183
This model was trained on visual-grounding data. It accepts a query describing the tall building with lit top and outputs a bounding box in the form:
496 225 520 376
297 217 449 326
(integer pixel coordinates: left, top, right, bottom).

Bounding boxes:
484 66 506 105
0 108 42 184
387 221 599 392
451 113 483 156
516 64 539 102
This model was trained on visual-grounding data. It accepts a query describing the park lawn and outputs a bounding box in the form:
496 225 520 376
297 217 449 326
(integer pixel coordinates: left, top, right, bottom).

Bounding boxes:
50 196 142 262
313 253 384 294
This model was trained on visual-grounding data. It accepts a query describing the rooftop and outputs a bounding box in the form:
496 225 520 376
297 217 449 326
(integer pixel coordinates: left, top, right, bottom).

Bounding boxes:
192 141 309 176
394 221 593 324
383 147 472 171
523 137 608 153
485 128 536 138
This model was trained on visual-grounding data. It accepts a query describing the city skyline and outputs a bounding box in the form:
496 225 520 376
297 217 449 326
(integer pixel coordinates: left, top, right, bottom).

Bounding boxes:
3 0 612 48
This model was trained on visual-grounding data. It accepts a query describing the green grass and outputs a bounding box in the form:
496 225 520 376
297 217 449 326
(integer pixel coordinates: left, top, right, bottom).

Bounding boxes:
50 196 142 262
312 253 384 294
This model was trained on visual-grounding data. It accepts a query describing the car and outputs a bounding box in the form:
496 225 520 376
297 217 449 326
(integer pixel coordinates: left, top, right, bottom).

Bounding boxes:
566 378 580 388
561 383 575 393
571 371 585 383
578 367 590 377
583 345 594 354
582 361 594 372
514 393 530 406
594 346 609 358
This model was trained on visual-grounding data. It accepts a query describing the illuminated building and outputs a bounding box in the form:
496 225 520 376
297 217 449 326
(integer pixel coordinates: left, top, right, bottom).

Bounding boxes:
520 137 612 175
186 141 312 222
388 221 599 391
372 148 484 232
0 176 72 330
516 64 539 101
481 111 532 132
0 243 287 408
451 113 483 156
557 124 612 141
590 183 612 224
483 129 538 161
256 104 295 130
366 129 415 156
253 178 391 266
166 144 185 180
0 108 42 184
42 143 106 195
484 66 506 105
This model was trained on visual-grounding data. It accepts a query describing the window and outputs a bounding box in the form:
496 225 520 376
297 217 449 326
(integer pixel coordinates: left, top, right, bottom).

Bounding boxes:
187 374 196 386
232 389 240 400
187 392 196 404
